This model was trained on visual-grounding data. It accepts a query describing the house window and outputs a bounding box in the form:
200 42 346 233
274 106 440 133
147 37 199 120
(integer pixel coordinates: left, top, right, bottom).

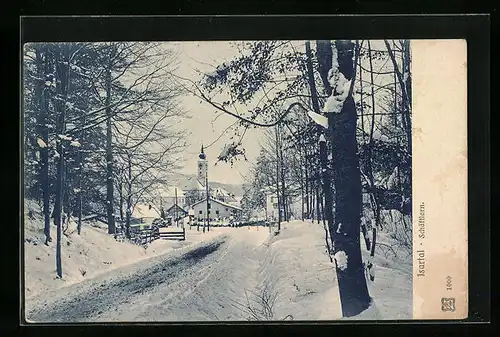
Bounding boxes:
208 210 211 214
199 210 202 214
225 208 228 211
216 210 219 215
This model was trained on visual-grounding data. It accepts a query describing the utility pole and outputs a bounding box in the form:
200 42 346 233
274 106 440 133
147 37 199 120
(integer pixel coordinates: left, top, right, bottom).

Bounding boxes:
175 187 178 227
206 172 210 232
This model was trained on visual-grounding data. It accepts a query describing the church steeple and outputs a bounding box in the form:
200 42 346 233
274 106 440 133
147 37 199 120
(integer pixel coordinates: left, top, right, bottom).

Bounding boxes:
199 144 206 160
197 144 207 185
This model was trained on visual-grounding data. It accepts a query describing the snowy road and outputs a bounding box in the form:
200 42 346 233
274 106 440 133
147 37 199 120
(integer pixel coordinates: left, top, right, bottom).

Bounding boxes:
25 228 270 322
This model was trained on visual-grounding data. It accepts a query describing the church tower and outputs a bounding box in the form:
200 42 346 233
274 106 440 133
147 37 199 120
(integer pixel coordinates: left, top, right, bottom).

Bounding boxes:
197 145 207 186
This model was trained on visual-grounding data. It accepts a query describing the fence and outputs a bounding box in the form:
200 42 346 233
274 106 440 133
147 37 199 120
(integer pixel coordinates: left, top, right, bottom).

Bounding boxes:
158 227 186 241
130 226 186 245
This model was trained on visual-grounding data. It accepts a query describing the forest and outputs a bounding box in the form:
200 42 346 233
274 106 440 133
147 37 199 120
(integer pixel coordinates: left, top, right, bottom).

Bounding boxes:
23 42 188 277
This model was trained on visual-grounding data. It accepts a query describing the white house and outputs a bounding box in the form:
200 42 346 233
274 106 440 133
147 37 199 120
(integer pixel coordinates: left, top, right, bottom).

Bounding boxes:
132 203 161 224
190 197 243 222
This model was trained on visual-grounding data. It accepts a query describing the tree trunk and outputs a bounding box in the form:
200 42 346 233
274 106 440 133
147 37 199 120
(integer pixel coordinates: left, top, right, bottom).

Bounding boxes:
305 41 321 114
359 55 366 143
76 102 87 236
304 150 310 217
384 40 412 152
279 130 287 222
300 156 305 221
53 45 71 278
314 40 336 235
39 46 52 245
329 40 370 317
319 138 334 232
369 227 377 281
367 41 383 230
125 153 132 239
76 150 82 235
119 178 124 233
316 40 333 97
274 126 281 231
315 180 321 224
105 52 116 235
402 40 412 153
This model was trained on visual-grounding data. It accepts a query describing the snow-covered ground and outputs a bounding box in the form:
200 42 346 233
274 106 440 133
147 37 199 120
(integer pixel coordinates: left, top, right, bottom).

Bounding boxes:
24 199 412 322
349 210 413 320
265 219 411 320
23 199 230 299
257 220 343 320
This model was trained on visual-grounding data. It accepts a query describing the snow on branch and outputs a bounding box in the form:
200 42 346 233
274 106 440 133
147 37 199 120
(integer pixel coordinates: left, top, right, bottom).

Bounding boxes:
307 111 328 128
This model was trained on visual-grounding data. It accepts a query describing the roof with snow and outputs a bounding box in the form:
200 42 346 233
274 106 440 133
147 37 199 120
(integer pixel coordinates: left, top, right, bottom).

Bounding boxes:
159 186 185 198
183 177 205 191
166 203 188 214
190 197 243 211
132 204 161 219
212 187 234 198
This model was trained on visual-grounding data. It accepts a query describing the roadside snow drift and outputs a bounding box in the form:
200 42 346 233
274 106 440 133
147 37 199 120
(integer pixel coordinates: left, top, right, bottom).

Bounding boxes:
259 220 343 320
23 199 229 299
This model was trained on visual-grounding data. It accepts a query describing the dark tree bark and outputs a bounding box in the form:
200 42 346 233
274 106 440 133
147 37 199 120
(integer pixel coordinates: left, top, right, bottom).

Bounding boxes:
300 154 305 221
105 49 116 235
278 127 288 222
384 40 412 152
329 40 370 317
367 41 383 231
315 179 321 224
76 149 83 235
53 45 71 278
369 227 377 281
319 137 334 231
305 41 321 113
304 149 310 217
76 103 88 236
125 152 132 239
316 40 333 97
119 177 124 233
38 46 52 245
274 126 281 231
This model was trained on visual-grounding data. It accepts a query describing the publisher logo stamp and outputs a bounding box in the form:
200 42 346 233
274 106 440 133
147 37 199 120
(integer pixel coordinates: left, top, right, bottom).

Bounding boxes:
441 297 456 312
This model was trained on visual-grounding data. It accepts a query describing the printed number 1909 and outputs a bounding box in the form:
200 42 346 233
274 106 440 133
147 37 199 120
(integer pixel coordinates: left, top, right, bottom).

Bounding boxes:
446 276 452 290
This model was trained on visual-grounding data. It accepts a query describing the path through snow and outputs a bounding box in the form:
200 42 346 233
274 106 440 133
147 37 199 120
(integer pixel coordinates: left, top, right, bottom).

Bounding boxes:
26 227 270 322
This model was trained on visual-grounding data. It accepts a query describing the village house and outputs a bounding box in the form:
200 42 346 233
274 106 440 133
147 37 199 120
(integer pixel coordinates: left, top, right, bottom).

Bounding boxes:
131 203 161 224
164 203 188 222
191 197 243 223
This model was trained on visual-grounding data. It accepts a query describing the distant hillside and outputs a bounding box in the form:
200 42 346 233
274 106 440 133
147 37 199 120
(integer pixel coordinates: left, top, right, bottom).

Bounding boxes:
175 173 245 196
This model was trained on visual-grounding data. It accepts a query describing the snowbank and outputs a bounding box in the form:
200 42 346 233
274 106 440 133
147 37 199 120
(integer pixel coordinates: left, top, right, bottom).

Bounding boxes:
258 220 343 320
261 218 412 320
356 230 412 319
23 199 229 299
349 209 412 320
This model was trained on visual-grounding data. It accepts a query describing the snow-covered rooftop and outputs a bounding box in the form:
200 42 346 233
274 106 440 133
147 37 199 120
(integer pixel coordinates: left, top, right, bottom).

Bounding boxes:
159 186 185 198
132 204 161 219
190 197 243 211
183 178 205 191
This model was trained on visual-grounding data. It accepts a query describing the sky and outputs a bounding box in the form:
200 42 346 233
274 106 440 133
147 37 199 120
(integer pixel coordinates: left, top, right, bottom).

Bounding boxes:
163 40 402 186
169 41 264 186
